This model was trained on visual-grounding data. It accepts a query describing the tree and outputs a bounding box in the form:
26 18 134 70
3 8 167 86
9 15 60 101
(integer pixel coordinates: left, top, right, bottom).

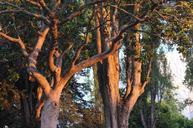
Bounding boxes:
94 0 193 128
139 50 174 128
0 0 132 128
128 50 193 128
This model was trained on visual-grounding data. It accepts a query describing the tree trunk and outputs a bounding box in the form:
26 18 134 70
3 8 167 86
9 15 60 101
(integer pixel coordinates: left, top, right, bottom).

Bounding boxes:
93 65 104 127
118 107 130 128
150 84 156 128
41 98 60 128
140 109 147 128
94 2 147 128
99 94 140 128
97 53 120 128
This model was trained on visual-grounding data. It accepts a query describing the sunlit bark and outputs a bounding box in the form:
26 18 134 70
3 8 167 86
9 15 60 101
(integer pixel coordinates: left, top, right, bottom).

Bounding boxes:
96 2 153 128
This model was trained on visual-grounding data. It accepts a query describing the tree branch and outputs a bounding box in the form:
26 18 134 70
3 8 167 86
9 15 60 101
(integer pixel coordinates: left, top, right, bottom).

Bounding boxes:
74 41 121 73
53 0 61 12
0 25 51 96
62 0 102 23
110 4 147 22
49 18 59 73
0 32 28 56
95 4 102 54
49 49 57 72
55 11 149 93
28 27 51 96
32 72 51 96
0 2 50 24
71 43 87 66
55 0 155 97
39 0 51 14
142 58 152 89
124 55 133 99
34 27 50 50
26 0 41 8
54 44 72 82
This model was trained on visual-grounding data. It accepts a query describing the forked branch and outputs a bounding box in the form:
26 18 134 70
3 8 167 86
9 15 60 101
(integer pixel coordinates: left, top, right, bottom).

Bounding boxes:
0 32 28 56
28 27 51 96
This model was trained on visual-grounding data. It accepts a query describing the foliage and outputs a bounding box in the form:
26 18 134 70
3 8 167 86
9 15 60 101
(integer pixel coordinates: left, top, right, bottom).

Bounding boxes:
128 48 189 128
0 81 24 128
58 69 103 128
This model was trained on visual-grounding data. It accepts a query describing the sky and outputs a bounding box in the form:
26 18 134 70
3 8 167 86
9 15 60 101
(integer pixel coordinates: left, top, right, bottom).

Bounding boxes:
166 48 193 119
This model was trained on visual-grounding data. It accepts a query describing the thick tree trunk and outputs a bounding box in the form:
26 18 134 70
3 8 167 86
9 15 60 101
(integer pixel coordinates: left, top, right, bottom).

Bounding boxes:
41 98 60 128
95 2 147 128
100 95 140 128
98 53 120 128
118 106 130 128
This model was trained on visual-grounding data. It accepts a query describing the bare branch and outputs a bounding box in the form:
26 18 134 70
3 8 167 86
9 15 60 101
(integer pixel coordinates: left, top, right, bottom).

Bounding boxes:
0 1 20 9
62 0 102 23
64 11 82 23
75 42 122 73
71 8 94 66
94 5 102 54
111 12 149 44
142 58 152 89
53 0 61 12
0 2 50 24
0 28 51 96
0 32 28 56
110 4 146 22
49 49 61 84
55 35 122 93
49 43 72 73
27 27 51 96
49 49 57 72
26 0 41 8
71 30 92 66
39 0 51 14
32 72 51 96
34 27 50 50
71 43 87 66
60 43 73 65
49 23 59 73
35 86 44 120
28 27 49 72
49 12 61 84
54 44 73 82
140 109 147 128
0 9 21 14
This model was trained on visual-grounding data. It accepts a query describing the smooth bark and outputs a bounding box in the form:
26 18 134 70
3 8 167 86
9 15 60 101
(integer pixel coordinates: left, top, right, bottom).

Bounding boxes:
41 99 60 128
